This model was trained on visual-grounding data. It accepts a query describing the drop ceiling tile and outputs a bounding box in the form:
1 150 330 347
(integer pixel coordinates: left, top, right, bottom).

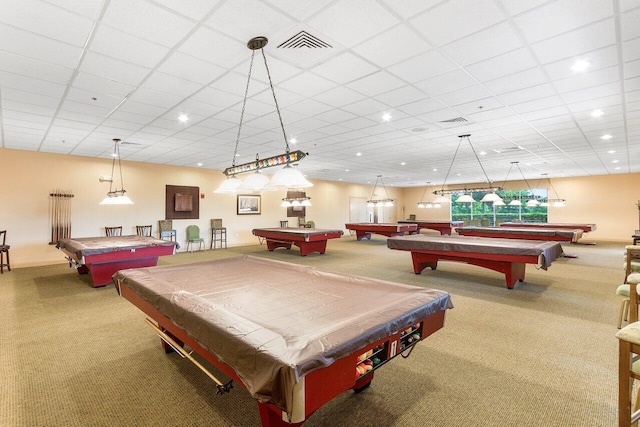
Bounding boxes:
178 27 247 68
376 85 429 107
484 68 549 95
410 0 505 46
205 0 296 43
311 52 379 84
79 51 150 86
277 72 337 97
542 46 619 80
442 22 524 67
560 82 620 104
553 66 620 93
0 0 94 45
387 50 459 84
90 25 170 68
499 83 557 105
396 98 448 116
126 87 184 110
141 72 203 98
72 72 136 100
621 7 640 40
347 71 406 96
266 0 335 20
352 24 432 68
151 0 215 20
1 87 61 108
531 19 616 64
415 69 479 96
308 0 400 48
2 100 56 117
434 84 495 107
625 59 640 79
0 23 83 69
313 86 367 107
515 0 613 44
0 51 74 84
466 48 538 83
101 0 194 48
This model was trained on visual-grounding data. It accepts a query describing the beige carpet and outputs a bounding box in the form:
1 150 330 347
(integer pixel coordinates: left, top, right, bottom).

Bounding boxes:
0 235 626 426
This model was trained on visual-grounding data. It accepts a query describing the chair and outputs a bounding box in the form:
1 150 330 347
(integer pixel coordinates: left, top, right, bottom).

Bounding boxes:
480 219 490 227
298 217 311 228
615 322 640 427
105 226 122 236
136 225 152 237
617 246 640 328
159 220 176 242
0 230 10 274
408 214 416 220
280 220 289 228
306 220 315 229
186 225 204 252
210 219 227 250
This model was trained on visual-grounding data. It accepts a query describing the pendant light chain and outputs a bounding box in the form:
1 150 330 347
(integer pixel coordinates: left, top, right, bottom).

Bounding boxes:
464 135 494 187
231 50 257 167
440 136 463 191
260 49 290 153
116 143 125 192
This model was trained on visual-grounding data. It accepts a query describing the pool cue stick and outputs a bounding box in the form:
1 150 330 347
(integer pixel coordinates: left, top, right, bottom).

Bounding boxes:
144 318 233 393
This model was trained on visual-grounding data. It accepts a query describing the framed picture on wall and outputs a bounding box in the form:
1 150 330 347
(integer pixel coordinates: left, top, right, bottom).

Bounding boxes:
237 195 261 215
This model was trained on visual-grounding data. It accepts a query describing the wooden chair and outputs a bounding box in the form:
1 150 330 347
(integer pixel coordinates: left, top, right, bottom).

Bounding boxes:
0 230 10 274
618 247 640 328
136 225 152 237
408 214 416 220
159 220 176 241
280 220 289 228
186 225 204 252
105 226 122 236
210 219 227 250
616 322 640 427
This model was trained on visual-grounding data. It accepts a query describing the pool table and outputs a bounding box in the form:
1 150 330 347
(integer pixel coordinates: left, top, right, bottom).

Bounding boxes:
252 227 343 256
387 234 563 289
456 226 583 243
500 222 596 233
113 255 452 427
398 220 464 235
345 223 418 241
56 235 178 287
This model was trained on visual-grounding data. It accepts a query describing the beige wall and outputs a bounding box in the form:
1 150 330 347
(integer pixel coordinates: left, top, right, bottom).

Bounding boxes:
401 176 639 242
2 148 636 268
0 148 393 268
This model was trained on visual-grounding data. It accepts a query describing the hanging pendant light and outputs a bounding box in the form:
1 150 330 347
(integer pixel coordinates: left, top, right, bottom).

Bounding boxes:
432 134 502 203
213 36 311 194
367 175 394 207
100 139 133 205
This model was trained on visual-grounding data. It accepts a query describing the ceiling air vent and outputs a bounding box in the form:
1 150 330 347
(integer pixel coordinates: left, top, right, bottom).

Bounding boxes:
277 31 332 49
439 117 468 124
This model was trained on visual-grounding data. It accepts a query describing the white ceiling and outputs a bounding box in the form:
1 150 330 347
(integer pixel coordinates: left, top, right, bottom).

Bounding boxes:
1 0 639 188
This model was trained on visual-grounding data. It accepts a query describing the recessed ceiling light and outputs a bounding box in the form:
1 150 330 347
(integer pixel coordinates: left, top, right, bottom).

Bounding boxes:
615 167 621 170
356 152 362 156
570 60 590 72
612 160 619 163
197 162 203 167
433 168 437 172
479 151 487 155
345 169 349 172
382 113 392 122
400 162 406 166
178 114 189 122
601 134 612 140
290 138 297 144
591 109 604 117
607 150 616 154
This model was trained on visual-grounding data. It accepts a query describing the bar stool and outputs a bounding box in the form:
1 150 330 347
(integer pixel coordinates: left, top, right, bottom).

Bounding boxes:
210 219 227 250
0 230 10 274
616 322 640 426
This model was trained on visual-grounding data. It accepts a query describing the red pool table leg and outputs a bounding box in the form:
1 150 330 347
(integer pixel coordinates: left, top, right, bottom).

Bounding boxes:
258 404 304 427
295 240 328 256
266 241 293 251
411 252 438 274
77 265 89 274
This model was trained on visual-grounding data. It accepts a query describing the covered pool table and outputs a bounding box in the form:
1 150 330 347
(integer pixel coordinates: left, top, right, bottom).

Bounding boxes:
345 222 418 241
113 255 452 427
252 227 343 256
398 220 464 235
457 226 583 243
500 222 596 233
56 235 178 287
387 234 563 289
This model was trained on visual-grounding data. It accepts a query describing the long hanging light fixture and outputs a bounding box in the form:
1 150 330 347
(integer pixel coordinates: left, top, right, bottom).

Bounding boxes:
539 173 566 207
514 162 541 207
432 134 503 203
417 182 441 208
367 175 394 207
100 138 133 205
213 36 312 194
